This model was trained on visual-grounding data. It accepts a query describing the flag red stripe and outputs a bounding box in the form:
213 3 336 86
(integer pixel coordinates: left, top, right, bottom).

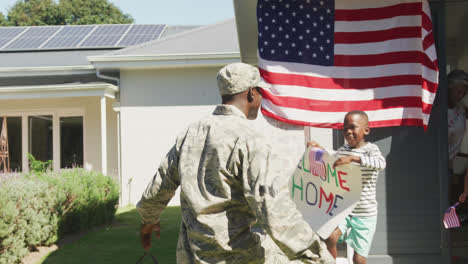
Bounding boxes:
423 79 438 93
335 2 422 22
423 32 434 51
259 69 438 93
422 102 432 115
334 51 437 71
335 27 420 44
261 90 423 112
261 107 424 129
422 13 433 32
370 118 424 128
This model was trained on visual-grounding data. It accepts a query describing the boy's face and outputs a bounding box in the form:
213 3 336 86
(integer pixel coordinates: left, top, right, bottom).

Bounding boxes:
343 114 370 149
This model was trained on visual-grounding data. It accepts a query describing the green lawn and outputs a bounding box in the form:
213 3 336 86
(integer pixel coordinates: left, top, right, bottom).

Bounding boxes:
41 206 181 264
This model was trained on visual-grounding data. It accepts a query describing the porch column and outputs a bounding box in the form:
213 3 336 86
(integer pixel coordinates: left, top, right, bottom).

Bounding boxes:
21 115 28 173
53 114 60 170
100 96 107 176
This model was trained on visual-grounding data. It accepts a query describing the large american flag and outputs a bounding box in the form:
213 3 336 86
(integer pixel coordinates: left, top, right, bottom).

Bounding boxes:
257 0 438 129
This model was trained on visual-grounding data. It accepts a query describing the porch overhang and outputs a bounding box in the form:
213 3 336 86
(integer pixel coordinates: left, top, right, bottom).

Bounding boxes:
88 52 241 70
0 82 119 100
0 65 96 77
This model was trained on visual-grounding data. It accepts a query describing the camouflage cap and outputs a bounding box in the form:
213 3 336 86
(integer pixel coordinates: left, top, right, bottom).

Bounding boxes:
217 63 271 96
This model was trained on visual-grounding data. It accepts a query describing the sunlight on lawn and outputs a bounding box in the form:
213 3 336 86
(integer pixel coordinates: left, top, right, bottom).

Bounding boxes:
40 206 181 264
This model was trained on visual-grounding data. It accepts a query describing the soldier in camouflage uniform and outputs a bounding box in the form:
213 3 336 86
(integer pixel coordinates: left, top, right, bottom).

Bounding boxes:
138 63 334 264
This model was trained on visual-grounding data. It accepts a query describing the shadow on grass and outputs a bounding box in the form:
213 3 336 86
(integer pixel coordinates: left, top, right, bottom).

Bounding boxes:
41 206 181 264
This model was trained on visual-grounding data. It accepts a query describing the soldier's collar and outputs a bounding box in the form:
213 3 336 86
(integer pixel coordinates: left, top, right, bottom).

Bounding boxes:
213 104 247 119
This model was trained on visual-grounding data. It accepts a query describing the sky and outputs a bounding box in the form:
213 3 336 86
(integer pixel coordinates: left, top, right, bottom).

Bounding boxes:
0 0 235 25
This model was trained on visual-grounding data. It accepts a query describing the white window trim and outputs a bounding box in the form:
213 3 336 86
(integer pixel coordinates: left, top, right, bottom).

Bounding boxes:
0 108 85 173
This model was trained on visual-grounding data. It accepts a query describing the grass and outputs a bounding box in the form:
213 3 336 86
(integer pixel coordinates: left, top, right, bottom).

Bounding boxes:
40 206 181 264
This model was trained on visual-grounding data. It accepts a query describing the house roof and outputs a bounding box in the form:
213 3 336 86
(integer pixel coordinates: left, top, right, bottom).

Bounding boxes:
89 18 241 69
160 25 200 39
0 25 199 75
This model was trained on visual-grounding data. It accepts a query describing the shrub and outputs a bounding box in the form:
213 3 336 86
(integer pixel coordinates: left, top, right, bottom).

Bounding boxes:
38 169 120 234
0 169 119 264
27 153 53 175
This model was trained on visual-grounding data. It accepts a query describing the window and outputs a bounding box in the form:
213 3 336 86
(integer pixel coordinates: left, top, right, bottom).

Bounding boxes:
0 117 22 172
29 115 53 163
60 116 83 168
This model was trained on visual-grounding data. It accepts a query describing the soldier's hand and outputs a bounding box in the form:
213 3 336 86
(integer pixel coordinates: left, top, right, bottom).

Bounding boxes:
140 222 160 250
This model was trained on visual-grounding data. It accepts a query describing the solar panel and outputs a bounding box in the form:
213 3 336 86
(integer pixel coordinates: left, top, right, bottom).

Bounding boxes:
117 25 165 46
0 27 27 48
42 25 96 49
79 24 131 47
0 24 172 51
5 26 61 49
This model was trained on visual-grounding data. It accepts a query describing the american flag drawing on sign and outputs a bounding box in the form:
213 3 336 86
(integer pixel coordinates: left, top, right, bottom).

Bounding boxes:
443 202 461 229
257 0 438 129
308 148 326 179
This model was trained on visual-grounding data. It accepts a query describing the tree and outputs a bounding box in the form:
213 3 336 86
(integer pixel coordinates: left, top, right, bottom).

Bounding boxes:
59 0 134 25
7 0 64 26
0 12 7 26
4 0 134 26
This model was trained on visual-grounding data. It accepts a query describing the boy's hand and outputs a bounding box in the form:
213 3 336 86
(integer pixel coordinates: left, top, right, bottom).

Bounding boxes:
333 156 360 168
140 222 160 251
459 192 468 203
307 140 324 150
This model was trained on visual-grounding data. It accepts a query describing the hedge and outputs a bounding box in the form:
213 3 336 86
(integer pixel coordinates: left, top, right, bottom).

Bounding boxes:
0 169 119 264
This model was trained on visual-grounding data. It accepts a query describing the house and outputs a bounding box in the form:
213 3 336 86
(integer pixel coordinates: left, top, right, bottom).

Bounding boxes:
2 0 467 262
0 24 197 178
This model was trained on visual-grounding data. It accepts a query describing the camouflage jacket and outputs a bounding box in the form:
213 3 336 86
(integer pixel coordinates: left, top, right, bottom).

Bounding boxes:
137 104 334 264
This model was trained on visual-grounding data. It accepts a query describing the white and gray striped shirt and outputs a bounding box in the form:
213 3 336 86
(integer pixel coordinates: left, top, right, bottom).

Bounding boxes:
334 143 386 217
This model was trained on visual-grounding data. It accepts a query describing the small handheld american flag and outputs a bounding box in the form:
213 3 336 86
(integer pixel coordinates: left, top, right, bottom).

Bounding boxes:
443 202 461 229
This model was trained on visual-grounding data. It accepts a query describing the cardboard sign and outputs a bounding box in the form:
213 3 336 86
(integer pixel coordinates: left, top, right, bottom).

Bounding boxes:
288 147 362 239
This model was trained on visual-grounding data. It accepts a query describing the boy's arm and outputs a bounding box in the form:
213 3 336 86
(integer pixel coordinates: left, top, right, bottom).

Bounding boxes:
307 140 335 155
460 169 468 203
333 155 360 168
465 171 468 195
360 146 386 171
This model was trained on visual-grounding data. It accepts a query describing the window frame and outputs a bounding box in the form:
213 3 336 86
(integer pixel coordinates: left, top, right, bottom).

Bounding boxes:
0 108 85 172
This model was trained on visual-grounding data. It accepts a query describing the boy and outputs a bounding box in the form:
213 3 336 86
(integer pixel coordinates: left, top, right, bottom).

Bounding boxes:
309 111 386 264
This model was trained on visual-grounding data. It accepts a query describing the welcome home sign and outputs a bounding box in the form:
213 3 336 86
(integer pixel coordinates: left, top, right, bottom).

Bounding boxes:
289 147 362 238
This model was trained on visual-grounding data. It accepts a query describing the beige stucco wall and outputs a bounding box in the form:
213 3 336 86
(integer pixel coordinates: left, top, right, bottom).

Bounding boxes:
119 67 221 205
0 96 118 179
119 66 333 206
